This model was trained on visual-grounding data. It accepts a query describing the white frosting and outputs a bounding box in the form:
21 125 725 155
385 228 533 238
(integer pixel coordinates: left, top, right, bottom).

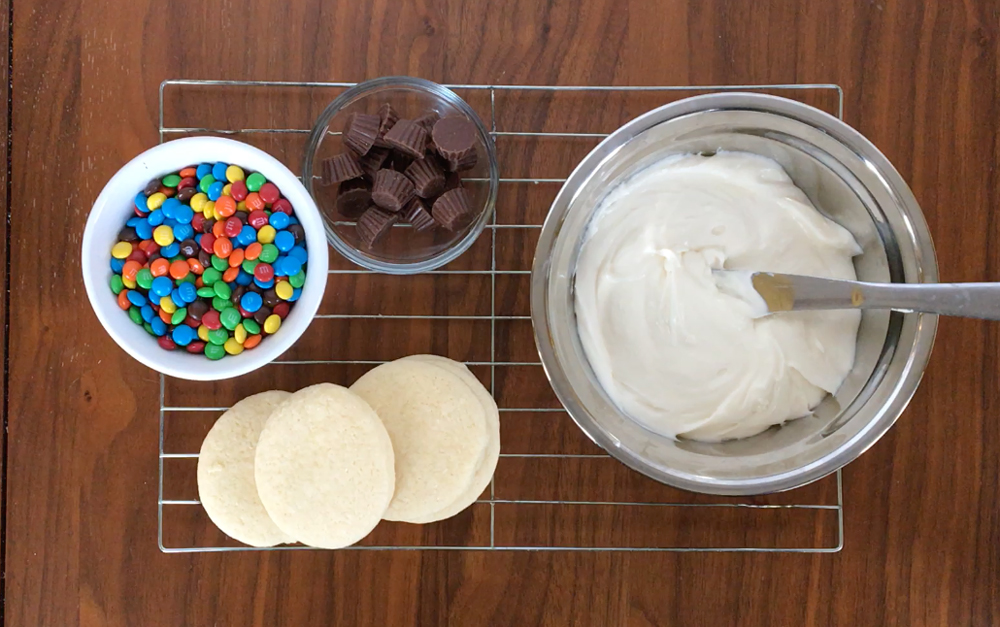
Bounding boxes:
574 152 862 442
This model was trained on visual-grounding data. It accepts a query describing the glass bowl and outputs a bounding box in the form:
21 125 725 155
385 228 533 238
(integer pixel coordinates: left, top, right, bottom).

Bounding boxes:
303 77 499 274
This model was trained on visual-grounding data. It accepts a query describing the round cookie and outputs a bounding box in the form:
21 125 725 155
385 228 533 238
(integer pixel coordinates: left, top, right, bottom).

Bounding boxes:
401 356 501 524
350 359 488 523
197 390 295 547
254 383 395 549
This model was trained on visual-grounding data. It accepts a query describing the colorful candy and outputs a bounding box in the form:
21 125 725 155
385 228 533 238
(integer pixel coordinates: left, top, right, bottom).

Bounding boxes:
107 163 308 359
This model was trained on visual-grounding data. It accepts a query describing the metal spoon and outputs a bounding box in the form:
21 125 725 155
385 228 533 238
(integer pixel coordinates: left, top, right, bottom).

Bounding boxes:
713 270 1000 320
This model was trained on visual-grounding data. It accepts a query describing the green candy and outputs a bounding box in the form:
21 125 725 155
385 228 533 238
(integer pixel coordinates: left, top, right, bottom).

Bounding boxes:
212 296 230 311
128 306 143 325
161 174 182 188
213 281 231 299
208 328 229 346
143 322 156 336
211 255 228 272
220 307 241 330
136 268 153 290
179 273 197 284
245 172 266 192
202 267 222 285
204 343 226 360
197 286 216 298
198 174 216 194
241 258 259 274
171 307 187 325
258 244 279 264
171 255 186 263
242 318 260 335
288 270 305 289
110 274 124 294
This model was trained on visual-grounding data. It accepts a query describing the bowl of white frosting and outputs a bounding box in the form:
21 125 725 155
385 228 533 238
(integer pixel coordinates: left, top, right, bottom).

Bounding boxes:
531 93 938 495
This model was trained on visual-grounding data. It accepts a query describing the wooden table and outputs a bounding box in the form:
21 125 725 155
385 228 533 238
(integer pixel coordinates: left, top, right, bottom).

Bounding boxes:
5 1 999 625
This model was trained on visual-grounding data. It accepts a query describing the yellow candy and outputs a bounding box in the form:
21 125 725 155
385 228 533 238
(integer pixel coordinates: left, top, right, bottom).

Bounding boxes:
203 200 215 220
159 296 176 314
152 225 175 247
257 225 276 244
224 337 244 355
225 165 245 182
263 314 281 334
197 325 210 342
146 192 167 210
122 276 136 289
274 281 293 301
222 183 232 197
190 193 208 213
236 200 247 212
111 241 133 259
234 323 247 344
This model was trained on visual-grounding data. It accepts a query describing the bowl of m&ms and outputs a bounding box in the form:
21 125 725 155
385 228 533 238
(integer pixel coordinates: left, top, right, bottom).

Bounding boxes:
82 137 328 380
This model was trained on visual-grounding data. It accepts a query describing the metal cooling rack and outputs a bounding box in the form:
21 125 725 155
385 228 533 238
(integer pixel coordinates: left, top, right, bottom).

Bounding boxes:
157 80 846 553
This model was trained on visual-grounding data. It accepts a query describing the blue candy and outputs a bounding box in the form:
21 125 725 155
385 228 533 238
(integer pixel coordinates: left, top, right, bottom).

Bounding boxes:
161 243 180 258
269 212 290 230
178 282 197 304
147 210 164 227
288 216 299 225
126 216 144 227
207 181 224 201
161 197 181 219
135 192 149 212
140 305 155 323
151 276 173 297
253 277 274 289
171 325 196 347
279 256 302 276
212 162 229 182
288 288 302 302
173 224 194 241
171 288 186 308
110 257 125 273
240 291 263 313
235 270 253 286
174 205 194 224
135 221 153 240
237 225 257 247
127 290 147 307
274 230 295 252
195 234 202 245
196 163 213 179
288 246 307 264
151 317 168 337
272 256 288 277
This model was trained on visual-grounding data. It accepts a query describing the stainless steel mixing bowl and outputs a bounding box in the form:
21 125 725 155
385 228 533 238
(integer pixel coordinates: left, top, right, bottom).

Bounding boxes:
531 93 938 495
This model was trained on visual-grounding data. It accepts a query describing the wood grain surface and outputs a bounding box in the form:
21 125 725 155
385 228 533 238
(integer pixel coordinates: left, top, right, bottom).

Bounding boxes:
5 0 1000 626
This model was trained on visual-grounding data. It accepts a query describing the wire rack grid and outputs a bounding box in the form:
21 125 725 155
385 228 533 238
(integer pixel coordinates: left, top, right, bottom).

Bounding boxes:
157 80 846 553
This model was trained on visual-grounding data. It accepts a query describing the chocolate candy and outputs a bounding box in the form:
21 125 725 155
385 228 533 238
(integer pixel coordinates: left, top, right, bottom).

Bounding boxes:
432 116 478 171
343 113 380 155
404 158 446 199
403 198 436 232
373 103 399 147
357 146 389 178
432 187 472 231
413 110 440 132
356 206 399 247
371 169 415 212
321 153 363 186
336 178 373 219
383 119 428 159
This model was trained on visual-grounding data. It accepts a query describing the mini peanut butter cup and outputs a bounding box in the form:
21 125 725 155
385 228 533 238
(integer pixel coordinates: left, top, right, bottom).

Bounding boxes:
357 146 389 178
413 110 440 132
373 103 400 148
403 198 436 232
432 116 477 171
371 169 415 212
343 113 380 155
432 187 472 231
404 157 446 198
321 153 364 186
383 119 428 159
335 178 372 219
356 206 399 248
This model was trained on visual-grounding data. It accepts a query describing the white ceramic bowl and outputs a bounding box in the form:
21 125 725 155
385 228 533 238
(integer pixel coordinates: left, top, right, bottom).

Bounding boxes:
82 137 328 380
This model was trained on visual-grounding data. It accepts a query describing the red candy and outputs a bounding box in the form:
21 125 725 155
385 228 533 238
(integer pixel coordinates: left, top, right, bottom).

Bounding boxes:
271 198 293 215
224 217 242 238
273 302 290 319
230 180 248 201
258 182 280 204
191 213 205 232
253 263 274 282
157 335 177 351
202 310 222 330
186 341 206 354
200 233 216 253
248 210 268 229
177 176 198 190
126 249 147 263
238 305 253 318
184 316 200 328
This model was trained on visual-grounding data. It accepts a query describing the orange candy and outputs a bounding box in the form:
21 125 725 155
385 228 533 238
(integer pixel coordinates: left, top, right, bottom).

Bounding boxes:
195 276 204 288
150 258 170 277
158 186 175 198
213 237 232 258
179 167 197 178
187 258 205 275
214 195 236 218
169 260 190 280
159 308 173 324
117 290 131 310
222 266 239 282
122 260 142 281
245 192 265 211
244 242 262 260
243 334 262 349
228 248 245 268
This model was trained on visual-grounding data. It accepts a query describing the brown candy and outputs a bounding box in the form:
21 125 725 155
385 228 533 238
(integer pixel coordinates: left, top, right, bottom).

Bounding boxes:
413 110 440 132
432 187 472 231
335 178 372 219
254 306 272 326
230 285 247 307
371 169 415 212
356 206 399 248
188 300 209 322
179 239 199 258
176 186 197 203
321 153 363 186
263 289 281 308
343 113 380 155
357 146 389 178
404 157 446 198
143 178 161 196
373 103 400 147
287 223 305 243
403 198 436 232
432 116 478 171
383 119 428 159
